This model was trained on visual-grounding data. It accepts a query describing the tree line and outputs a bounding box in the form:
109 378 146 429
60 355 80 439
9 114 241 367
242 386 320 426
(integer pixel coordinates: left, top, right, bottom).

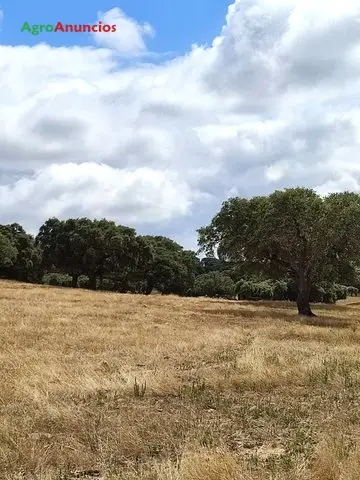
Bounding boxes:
1 188 360 316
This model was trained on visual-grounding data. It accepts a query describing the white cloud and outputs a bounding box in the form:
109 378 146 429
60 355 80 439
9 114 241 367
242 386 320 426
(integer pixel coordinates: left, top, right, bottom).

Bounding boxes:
93 7 154 55
0 163 196 232
1 1 360 248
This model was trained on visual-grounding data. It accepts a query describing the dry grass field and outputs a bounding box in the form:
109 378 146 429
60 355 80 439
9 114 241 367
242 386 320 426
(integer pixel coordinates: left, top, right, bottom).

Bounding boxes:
1 280 360 479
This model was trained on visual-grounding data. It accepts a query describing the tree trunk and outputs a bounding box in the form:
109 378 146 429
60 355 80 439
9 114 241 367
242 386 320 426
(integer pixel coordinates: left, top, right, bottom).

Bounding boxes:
88 274 97 290
144 277 154 295
296 270 316 316
71 274 79 288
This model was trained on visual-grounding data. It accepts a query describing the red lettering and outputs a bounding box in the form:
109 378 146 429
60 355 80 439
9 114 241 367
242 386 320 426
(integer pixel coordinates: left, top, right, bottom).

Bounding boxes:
54 21 65 32
111 25 117 32
91 25 98 33
102 24 111 32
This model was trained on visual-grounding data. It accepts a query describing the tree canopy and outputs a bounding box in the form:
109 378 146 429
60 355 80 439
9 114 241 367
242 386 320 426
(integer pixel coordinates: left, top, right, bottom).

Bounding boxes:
140 236 198 295
198 188 360 315
0 232 17 270
36 218 150 290
0 224 41 282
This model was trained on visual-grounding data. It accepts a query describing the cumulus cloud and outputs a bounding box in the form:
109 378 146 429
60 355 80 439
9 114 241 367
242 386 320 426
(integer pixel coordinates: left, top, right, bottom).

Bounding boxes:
93 7 154 55
1 0 360 247
0 163 197 232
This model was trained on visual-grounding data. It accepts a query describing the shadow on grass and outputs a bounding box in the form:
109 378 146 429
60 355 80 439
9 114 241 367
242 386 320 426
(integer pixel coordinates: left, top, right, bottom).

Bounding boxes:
198 299 354 328
336 300 360 308
197 304 295 323
299 316 351 329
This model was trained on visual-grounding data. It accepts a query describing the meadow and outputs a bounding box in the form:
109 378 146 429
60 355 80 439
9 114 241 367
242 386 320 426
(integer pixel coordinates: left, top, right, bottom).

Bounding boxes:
1 280 360 479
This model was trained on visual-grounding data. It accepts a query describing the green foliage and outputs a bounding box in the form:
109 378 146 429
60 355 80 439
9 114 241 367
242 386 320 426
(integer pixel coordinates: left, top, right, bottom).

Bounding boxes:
36 218 149 290
322 288 337 304
43 273 73 288
314 283 348 304
198 188 360 315
194 271 235 297
235 280 255 299
347 286 359 296
141 236 197 295
233 278 351 304
272 280 289 301
99 278 116 291
0 232 17 269
77 275 90 289
334 284 348 301
235 280 274 300
0 224 42 282
256 280 274 300
309 284 326 303
36 227 197 296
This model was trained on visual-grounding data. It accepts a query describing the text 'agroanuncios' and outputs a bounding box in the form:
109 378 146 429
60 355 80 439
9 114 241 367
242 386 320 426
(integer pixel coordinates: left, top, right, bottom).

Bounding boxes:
21 21 117 35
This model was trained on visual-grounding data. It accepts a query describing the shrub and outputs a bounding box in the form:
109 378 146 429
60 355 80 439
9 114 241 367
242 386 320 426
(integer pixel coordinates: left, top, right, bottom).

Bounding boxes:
99 278 116 291
320 283 337 304
310 285 326 303
273 280 288 300
235 280 273 300
42 273 72 288
347 286 359 296
235 280 255 300
255 280 274 300
235 278 350 304
78 275 90 289
194 272 235 297
334 284 348 301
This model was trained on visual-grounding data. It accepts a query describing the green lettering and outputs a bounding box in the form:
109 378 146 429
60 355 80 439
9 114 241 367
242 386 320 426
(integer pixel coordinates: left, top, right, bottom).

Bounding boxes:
31 25 39 35
20 22 31 33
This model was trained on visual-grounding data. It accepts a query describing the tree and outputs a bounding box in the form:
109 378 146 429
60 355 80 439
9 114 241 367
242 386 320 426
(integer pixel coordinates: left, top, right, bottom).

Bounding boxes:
200 257 224 273
36 217 149 290
0 224 42 282
36 218 86 287
0 232 17 271
141 236 197 295
198 188 360 316
107 232 153 292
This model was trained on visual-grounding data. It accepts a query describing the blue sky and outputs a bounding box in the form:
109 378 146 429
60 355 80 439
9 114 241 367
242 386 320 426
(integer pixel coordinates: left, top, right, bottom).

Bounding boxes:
1 0 229 53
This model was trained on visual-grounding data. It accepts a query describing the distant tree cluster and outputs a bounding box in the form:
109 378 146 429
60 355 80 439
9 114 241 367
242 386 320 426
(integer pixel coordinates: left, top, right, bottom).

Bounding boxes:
0 218 202 296
1 188 360 316
34 218 200 295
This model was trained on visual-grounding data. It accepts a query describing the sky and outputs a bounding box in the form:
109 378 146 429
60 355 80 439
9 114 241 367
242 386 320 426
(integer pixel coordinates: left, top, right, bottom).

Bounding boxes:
0 0 360 250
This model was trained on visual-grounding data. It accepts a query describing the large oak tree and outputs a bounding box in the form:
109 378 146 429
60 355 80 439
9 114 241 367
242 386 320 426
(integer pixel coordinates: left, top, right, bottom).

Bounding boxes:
198 188 360 316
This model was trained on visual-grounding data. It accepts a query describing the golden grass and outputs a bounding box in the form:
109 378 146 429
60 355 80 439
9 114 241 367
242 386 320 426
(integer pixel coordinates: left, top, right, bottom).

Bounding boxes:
1 279 360 479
